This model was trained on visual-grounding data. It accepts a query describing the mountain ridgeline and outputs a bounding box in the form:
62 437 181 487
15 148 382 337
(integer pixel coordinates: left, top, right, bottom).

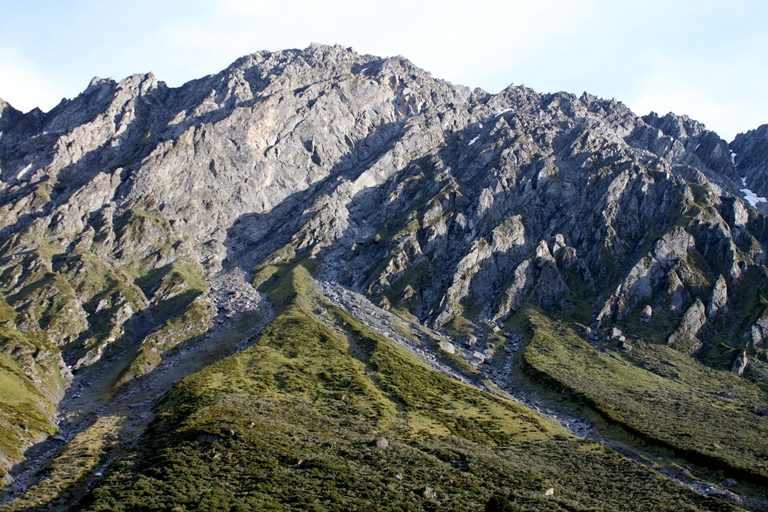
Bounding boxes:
0 44 767 510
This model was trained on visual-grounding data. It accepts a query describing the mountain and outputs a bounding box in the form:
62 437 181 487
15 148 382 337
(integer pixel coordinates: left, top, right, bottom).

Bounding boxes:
0 43 767 510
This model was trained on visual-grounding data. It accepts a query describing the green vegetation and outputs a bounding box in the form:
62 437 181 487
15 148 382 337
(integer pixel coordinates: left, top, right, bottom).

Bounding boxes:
74 268 735 511
516 304 768 485
0 204 211 481
113 296 214 391
253 256 319 312
0 276 68 485
2 416 124 510
0 348 59 483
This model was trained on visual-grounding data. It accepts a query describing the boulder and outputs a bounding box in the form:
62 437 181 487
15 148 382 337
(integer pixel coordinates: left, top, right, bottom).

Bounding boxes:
471 351 486 364
438 341 456 354
640 305 653 323
371 437 389 449
421 486 437 499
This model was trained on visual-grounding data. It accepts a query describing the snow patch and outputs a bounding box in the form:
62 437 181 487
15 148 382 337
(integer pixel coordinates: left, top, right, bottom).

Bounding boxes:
468 135 480 146
730 150 737 165
478 122 483 129
740 178 767 207
495 108 514 117
360 67 368 73
15 163 33 181
694 143 700 151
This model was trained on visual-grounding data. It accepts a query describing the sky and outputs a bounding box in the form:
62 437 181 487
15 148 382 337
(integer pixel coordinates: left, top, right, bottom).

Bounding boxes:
0 0 766 141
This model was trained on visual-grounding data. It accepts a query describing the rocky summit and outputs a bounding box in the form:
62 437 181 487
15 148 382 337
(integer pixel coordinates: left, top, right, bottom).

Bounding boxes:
0 43 767 511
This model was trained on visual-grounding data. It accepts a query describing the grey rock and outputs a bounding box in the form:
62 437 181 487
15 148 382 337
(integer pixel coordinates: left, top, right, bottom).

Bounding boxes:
372 437 389 449
471 351 486 364
0 97 24 133
667 299 706 355
421 486 437 499
706 275 728 319
747 314 768 348
438 340 456 354
732 350 749 377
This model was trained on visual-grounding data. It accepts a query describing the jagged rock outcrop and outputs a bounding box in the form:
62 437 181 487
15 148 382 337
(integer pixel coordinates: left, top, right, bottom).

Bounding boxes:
747 314 768 348
667 299 707 355
0 98 23 133
707 274 728 319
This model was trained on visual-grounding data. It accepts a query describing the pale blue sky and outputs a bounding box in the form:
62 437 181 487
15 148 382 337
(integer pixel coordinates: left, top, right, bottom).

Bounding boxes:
1 0 766 141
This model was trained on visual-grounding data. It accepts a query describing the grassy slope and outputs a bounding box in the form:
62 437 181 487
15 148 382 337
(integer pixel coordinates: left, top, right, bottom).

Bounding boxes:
0 295 62 482
72 265 733 512
517 304 768 487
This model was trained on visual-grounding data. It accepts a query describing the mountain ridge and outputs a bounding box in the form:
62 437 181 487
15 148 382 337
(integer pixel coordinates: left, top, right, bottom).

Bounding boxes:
0 43 767 510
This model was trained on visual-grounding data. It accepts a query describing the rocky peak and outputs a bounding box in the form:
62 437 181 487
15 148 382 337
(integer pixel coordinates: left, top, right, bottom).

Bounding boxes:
0 98 23 132
635 111 740 186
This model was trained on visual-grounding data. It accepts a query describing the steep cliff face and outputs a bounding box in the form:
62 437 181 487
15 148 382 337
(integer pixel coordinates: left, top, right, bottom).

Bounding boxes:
0 44 767 509
732 124 768 203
